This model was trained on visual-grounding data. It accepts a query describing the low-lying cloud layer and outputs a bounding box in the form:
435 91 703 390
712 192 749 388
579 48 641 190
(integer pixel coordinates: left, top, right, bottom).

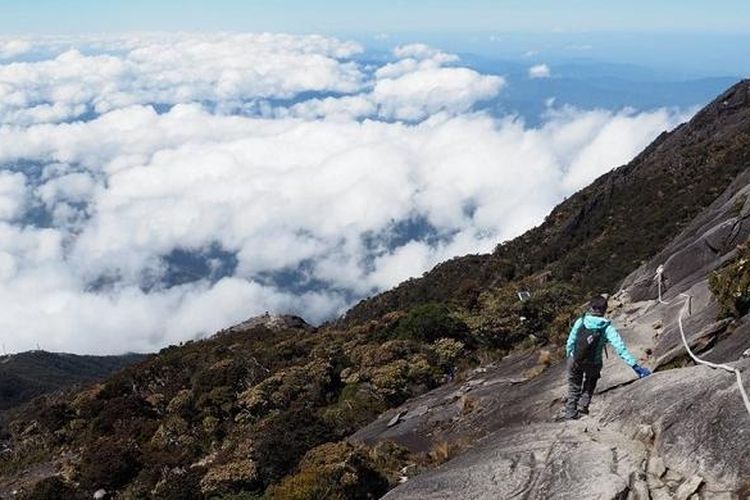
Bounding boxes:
0 34 687 354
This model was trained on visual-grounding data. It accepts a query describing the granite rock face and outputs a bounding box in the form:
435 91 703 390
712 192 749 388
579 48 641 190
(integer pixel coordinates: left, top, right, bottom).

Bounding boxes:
384 422 642 500
377 363 750 499
599 359 750 492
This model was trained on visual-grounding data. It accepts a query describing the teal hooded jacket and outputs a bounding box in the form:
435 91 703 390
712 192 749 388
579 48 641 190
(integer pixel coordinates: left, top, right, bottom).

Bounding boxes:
565 313 637 366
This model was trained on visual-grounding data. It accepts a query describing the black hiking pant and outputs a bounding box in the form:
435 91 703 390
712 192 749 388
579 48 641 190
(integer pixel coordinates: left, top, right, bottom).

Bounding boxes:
565 359 602 417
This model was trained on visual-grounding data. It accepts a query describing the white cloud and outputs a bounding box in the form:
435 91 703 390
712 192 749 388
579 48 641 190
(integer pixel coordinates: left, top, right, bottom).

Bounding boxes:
373 67 504 120
285 95 377 121
555 107 687 190
393 43 458 63
0 34 364 126
529 63 552 79
283 44 504 122
377 44 458 79
0 34 688 354
368 241 433 290
0 171 27 220
0 39 32 60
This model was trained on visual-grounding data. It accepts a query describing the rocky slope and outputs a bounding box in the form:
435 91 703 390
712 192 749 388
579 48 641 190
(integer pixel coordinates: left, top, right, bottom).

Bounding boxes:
2 81 750 499
356 141 750 499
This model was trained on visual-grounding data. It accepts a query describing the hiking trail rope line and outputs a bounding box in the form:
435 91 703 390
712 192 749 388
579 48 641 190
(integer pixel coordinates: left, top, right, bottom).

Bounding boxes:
655 265 750 418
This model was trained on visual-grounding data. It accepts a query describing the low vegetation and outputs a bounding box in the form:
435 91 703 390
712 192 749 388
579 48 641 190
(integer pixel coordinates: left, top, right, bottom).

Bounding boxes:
1 281 580 498
709 244 750 318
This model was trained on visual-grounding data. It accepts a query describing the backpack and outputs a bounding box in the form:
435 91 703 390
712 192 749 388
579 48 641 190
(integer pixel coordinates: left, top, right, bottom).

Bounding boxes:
573 317 605 364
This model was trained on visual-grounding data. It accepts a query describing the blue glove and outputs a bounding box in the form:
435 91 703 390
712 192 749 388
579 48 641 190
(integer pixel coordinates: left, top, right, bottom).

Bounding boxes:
633 364 651 378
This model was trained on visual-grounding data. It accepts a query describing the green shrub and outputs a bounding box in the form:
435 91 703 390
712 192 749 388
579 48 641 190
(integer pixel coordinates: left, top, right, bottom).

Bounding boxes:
709 244 750 318
98 371 136 399
392 303 469 343
149 415 191 449
338 383 361 402
89 395 154 435
196 385 235 416
468 280 581 349
321 385 385 436
237 360 335 421
35 401 73 432
349 340 416 368
252 409 334 486
192 358 251 396
370 360 410 404
268 442 389 500
432 338 465 368
215 493 265 500
368 440 413 485
150 467 204 500
517 283 579 340
200 459 259 496
24 476 77 500
79 438 142 491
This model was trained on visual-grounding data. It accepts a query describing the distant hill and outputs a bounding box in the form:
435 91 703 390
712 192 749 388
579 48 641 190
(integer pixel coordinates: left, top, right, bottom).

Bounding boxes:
0 350 147 413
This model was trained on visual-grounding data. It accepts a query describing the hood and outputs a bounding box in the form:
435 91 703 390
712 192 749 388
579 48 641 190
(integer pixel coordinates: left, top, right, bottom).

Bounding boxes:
582 314 611 330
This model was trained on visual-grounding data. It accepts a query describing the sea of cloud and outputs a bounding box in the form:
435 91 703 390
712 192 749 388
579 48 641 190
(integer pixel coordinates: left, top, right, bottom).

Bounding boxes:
0 33 688 354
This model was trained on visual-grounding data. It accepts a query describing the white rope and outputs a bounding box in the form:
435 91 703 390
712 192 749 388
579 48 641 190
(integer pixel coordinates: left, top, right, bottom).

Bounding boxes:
655 265 750 417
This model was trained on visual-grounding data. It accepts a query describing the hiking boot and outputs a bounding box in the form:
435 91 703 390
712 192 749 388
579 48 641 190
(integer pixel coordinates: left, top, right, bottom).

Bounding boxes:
564 412 580 421
555 408 578 422
578 406 589 415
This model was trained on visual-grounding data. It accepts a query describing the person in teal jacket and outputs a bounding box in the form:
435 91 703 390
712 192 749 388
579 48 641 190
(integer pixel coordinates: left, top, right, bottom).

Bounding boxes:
564 295 651 419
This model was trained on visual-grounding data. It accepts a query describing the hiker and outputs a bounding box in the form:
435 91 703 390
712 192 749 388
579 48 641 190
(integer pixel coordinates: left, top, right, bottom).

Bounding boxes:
564 295 651 419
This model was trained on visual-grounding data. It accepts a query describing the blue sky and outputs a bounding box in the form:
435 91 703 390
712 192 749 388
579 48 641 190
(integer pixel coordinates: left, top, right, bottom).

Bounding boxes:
2 1 749 76
0 3 748 352
1 0 750 34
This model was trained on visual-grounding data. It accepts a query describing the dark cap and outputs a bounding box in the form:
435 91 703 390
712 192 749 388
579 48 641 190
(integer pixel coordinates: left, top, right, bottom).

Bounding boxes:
589 295 608 315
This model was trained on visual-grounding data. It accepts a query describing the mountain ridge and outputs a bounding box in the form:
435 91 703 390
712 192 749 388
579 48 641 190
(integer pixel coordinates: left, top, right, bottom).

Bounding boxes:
0 351 146 415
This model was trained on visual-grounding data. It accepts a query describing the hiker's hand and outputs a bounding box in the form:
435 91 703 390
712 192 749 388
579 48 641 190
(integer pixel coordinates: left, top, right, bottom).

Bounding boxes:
632 364 651 378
